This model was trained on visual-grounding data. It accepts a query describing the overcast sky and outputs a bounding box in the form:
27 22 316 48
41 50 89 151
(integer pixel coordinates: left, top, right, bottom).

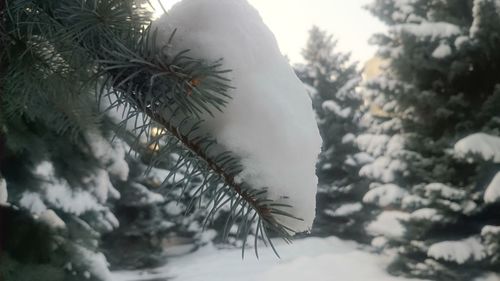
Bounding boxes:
152 0 386 65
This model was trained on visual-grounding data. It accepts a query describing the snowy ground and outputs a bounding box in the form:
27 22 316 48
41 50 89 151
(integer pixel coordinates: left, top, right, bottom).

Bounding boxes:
112 237 427 281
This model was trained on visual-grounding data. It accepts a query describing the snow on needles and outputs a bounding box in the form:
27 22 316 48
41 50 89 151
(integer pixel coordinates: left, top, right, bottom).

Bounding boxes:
154 0 321 232
394 22 461 39
23 161 103 215
19 161 120 231
432 42 452 59
428 237 486 264
366 211 409 239
363 184 407 207
454 133 500 162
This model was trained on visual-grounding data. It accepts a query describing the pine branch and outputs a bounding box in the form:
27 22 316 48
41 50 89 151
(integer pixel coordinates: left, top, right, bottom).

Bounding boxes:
89 15 301 250
103 82 297 255
141 105 294 237
3 0 301 255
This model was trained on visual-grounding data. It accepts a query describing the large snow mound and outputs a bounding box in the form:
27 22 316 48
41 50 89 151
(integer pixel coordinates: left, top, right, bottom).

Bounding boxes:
154 0 321 232
454 133 500 162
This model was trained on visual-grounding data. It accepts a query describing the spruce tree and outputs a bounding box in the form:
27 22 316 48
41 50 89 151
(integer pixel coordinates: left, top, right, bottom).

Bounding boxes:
365 0 500 279
297 26 372 242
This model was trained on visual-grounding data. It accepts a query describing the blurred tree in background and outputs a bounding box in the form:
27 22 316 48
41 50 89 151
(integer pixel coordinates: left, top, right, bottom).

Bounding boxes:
363 0 500 279
297 26 375 243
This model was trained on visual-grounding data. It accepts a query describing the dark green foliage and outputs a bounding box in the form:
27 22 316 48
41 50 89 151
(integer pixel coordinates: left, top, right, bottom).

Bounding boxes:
0 254 66 281
0 206 55 264
0 206 97 281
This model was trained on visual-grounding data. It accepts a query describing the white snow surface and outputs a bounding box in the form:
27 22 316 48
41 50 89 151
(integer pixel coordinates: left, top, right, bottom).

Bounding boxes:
111 237 427 281
484 172 500 203
154 0 321 233
428 237 486 264
454 133 500 162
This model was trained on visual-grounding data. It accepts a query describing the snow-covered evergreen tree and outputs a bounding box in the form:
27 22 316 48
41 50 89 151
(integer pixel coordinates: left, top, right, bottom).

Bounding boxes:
365 0 500 279
297 26 373 242
357 75 412 249
1 103 129 280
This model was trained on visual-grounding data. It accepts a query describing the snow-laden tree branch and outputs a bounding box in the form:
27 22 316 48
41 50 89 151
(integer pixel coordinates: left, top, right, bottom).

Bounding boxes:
1 0 321 257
